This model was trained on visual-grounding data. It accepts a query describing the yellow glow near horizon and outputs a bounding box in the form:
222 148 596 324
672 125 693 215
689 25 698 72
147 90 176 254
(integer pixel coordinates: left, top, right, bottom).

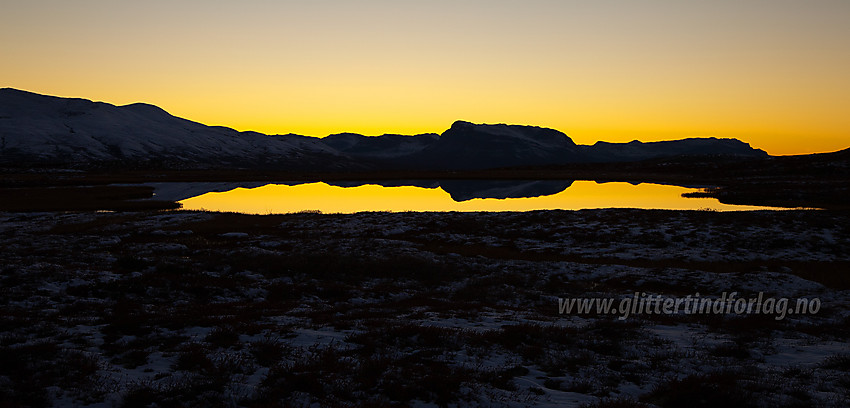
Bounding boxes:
178 181 777 214
2 1 849 155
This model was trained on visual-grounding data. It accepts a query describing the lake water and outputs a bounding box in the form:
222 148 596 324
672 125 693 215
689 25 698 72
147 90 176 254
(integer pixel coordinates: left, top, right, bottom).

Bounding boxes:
171 180 783 213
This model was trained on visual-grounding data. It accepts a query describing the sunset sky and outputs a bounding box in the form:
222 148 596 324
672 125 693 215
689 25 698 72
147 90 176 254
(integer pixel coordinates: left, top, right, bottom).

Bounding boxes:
2 0 848 155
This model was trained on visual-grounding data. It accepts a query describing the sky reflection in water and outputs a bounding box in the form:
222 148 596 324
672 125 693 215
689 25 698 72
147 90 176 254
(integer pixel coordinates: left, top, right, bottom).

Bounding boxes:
176 180 780 214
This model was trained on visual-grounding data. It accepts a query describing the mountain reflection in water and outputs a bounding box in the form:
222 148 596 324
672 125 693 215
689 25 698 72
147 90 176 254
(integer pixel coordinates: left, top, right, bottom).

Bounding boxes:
164 180 782 213
325 180 575 202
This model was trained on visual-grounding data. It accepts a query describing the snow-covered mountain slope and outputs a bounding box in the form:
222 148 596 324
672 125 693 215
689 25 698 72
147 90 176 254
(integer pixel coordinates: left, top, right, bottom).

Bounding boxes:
0 88 342 169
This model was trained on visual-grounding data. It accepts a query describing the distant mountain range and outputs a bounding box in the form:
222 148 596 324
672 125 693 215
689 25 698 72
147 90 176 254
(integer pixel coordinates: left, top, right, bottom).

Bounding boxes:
0 88 768 170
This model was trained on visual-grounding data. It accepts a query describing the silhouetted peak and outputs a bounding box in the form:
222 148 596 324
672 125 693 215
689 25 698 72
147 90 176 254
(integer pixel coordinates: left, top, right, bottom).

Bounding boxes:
121 102 170 116
442 120 576 147
449 120 475 129
327 132 367 138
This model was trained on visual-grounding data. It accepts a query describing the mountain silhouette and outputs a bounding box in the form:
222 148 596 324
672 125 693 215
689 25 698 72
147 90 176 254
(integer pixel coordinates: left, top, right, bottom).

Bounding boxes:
404 121 586 170
0 88 348 170
0 88 769 170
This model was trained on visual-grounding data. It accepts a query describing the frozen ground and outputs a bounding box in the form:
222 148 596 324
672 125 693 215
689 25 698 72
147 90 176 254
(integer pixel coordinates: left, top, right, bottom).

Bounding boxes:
1 209 849 407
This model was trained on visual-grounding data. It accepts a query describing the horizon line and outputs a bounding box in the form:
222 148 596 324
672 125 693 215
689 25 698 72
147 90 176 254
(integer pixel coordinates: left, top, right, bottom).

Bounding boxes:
3 86 846 157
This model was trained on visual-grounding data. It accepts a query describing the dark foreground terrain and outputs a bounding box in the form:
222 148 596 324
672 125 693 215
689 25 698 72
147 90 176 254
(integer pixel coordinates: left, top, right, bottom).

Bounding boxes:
2 209 850 407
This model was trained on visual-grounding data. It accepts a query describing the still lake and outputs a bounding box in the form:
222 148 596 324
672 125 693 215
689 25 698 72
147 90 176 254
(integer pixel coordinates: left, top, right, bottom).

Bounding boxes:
166 180 783 213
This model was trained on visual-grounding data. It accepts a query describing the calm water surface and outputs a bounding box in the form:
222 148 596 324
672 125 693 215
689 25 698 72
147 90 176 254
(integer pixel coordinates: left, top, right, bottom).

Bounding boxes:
174 180 783 213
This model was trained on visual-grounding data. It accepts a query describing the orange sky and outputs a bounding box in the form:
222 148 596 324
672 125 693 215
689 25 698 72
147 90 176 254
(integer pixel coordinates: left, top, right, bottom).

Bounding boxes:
2 0 849 155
